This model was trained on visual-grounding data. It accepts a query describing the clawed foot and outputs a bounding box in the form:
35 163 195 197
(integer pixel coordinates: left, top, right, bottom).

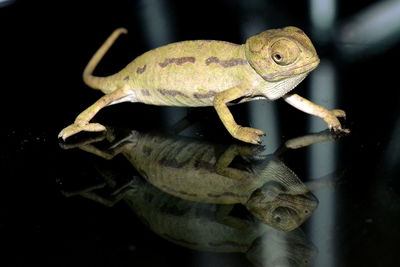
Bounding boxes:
325 109 350 134
58 122 106 141
331 109 346 118
233 126 265 145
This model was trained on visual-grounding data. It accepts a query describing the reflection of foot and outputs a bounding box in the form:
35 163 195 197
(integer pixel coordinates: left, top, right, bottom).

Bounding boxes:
58 122 106 140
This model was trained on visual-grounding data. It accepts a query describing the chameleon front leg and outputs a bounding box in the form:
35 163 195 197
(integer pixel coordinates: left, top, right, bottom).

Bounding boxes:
58 86 132 140
215 143 263 179
214 86 265 144
283 93 349 133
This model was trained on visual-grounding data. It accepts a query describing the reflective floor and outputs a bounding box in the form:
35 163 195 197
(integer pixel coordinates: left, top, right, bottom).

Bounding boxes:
2 1 400 266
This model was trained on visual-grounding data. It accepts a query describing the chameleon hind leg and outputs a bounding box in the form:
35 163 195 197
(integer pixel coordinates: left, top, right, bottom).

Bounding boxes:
58 85 135 140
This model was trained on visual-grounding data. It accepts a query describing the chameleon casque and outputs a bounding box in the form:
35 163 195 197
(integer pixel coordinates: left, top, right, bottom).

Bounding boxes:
59 26 348 144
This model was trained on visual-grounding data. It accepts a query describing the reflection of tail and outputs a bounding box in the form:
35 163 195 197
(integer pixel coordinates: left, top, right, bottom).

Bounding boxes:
83 28 128 93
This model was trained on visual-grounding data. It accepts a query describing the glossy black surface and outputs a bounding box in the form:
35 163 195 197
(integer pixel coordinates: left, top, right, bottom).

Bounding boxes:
2 1 400 266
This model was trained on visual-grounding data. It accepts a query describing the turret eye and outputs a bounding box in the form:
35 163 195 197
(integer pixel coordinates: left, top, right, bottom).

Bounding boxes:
270 39 299 66
273 215 282 223
273 53 282 62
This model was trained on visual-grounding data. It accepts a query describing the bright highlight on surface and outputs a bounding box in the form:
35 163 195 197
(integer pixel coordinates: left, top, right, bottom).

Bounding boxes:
339 0 400 57
309 0 336 41
0 0 15 8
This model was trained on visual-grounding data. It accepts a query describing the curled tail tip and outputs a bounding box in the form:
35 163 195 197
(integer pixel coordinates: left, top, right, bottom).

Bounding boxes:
116 27 128 35
82 27 128 90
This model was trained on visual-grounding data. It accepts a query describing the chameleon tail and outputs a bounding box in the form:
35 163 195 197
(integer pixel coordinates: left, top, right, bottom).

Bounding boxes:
83 28 128 94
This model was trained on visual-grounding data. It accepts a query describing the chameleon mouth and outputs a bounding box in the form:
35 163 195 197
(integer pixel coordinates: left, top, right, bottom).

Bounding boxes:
262 58 320 81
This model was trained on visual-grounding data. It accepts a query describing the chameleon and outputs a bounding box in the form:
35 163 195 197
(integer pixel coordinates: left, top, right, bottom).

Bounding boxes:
58 26 348 144
65 126 332 231
59 127 347 266
65 168 316 267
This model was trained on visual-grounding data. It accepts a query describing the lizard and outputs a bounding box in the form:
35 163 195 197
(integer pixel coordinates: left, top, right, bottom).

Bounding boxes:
58 26 348 144
64 126 329 231
60 126 347 265
63 160 316 267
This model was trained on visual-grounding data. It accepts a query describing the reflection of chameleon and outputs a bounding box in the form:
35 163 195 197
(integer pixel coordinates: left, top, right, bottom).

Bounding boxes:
67 165 316 267
61 125 346 266
59 26 348 144
68 128 342 232
120 131 317 232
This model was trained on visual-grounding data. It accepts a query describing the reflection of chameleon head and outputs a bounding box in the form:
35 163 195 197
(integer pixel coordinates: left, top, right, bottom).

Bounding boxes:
245 26 320 100
244 159 318 232
246 185 317 232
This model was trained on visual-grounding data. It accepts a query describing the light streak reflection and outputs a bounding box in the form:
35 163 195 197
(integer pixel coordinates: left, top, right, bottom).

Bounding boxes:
308 60 339 267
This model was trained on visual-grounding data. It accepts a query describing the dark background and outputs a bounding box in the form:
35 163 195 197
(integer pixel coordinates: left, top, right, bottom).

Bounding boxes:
1 0 400 266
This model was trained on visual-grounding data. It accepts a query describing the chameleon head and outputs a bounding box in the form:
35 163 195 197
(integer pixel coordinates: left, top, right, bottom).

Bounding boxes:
245 184 318 231
245 26 320 99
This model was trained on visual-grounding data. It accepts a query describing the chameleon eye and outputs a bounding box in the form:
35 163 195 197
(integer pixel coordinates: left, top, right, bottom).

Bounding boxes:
273 53 282 62
270 39 299 66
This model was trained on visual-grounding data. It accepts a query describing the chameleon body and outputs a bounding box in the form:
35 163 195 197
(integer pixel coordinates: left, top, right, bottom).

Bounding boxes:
75 128 320 231
70 168 316 267
59 26 348 144
121 131 318 231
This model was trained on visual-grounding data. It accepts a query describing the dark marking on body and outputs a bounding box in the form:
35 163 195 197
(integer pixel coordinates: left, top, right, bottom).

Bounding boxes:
208 241 245 248
194 160 215 171
158 89 188 98
207 192 241 198
178 190 198 197
136 64 147 74
141 89 151 96
159 157 191 168
161 185 198 197
123 75 130 81
205 57 219 65
159 57 196 68
205 57 247 68
142 146 153 157
193 90 217 99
